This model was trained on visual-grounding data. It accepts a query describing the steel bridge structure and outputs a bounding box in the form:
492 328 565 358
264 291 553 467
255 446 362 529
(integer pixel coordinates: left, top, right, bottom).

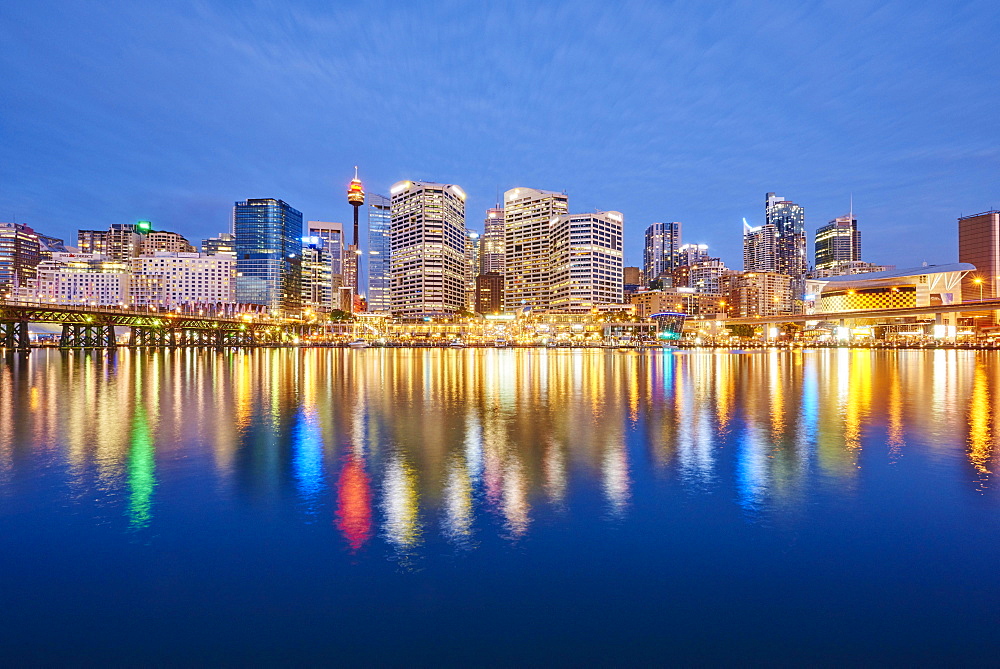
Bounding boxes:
0 301 302 351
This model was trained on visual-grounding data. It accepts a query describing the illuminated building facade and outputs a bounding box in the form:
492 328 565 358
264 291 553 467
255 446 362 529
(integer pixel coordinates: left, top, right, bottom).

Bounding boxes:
504 187 568 312
805 264 974 314
300 237 340 312
140 230 196 255
723 270 793 318
765 192 807 304
743 219 777 272
629 287 724 318
0 222 41 294
129 252 235 309
549 211 624 312
465 230 481 311
480 207 505 274
234 198 303 315
367 194 392 313
958 210 1000 304
815 214 860 272
643 221 681 283
201 233 236 256
389 181 467 319
476 272 504 314
78 222 146 261
17 254 129 306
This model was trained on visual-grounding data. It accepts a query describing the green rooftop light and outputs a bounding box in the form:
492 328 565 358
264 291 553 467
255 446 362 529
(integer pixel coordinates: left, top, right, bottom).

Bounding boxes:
136 220 152 233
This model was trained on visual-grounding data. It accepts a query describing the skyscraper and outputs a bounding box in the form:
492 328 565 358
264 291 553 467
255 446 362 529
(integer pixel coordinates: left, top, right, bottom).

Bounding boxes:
465 230 481 312
389 181 467 319
504 187 568 312
743 218 777 272
0 222 41 295
958 210 1000 303
814 214 860 272
549 211 624 311
643 222 681 283
234 198 303 315
367 193 391 313
480 206 505 274
765 192 807 302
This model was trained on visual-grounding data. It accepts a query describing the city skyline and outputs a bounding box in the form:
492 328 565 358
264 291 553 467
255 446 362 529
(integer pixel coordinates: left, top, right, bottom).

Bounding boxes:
3 3 998 272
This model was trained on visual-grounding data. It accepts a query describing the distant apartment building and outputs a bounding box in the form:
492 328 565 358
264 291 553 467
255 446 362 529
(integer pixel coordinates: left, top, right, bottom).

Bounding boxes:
743 219 778 272
234 199 303 315
643 222 681 283
549 211 624 312
389 181 467 319
140 230 196 255
0 222 41 294
504 187 568 312
629 287 724 319
723 270 793 318
367 194 392 313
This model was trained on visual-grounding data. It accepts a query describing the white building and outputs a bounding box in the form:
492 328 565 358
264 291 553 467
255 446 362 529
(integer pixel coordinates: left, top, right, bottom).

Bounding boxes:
16 253 129 306
549 211 624 312
129 252 235 309
389 181 467 318
504 187 568 312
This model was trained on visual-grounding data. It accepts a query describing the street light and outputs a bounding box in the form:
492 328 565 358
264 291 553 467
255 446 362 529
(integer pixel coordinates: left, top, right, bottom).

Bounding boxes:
973 277 984 301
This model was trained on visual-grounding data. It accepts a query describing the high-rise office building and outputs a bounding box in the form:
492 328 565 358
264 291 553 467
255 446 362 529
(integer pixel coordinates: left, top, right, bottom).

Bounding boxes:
476 272 504 314
480 206 505 274
389 181 467 319
465 230 481 312
202 233 236 256
306 222 345 276
234 198 303 315
367 194 391 313
300 236 340 313
958 210 1000 303
504 187 569 312
815 214 860 272
549 211 624 311
765 192 807 303
0 222 41 295
643 222 682 283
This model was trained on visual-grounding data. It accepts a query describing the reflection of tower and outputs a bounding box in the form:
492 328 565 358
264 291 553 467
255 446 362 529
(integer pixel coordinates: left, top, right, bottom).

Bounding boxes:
346 167 365 296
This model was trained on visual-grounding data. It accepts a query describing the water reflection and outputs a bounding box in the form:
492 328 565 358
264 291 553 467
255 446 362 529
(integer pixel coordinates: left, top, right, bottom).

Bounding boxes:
1 348 999 555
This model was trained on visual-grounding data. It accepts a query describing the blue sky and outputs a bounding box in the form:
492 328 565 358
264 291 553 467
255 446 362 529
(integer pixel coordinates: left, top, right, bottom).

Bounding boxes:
2 0 998 275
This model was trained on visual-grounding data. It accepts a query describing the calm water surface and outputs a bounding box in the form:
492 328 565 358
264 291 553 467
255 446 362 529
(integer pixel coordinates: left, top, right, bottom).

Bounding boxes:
1 348 998 665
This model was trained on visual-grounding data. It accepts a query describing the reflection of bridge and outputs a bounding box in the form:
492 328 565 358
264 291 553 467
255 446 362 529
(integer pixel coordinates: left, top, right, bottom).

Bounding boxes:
0 301 302 350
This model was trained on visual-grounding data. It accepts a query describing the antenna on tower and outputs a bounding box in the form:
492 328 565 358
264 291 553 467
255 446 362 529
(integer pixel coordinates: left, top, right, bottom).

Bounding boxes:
850 192 854 221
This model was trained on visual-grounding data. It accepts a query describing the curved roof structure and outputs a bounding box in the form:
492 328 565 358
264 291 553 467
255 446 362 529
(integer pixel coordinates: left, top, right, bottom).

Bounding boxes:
818 263 976 284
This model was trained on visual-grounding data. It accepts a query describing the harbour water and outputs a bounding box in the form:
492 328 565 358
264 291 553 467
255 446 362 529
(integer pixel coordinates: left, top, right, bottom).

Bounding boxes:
1 348 998 664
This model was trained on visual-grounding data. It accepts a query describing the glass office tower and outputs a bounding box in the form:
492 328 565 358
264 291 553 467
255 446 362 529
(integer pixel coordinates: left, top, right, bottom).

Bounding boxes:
234 198 303 315
367 193 391 313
